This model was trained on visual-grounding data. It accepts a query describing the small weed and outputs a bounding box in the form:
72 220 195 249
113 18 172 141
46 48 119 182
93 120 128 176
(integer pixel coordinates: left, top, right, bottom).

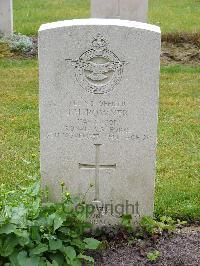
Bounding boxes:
121 214 133 233
120 215 187 240
147 250 160 262
140 216 183 236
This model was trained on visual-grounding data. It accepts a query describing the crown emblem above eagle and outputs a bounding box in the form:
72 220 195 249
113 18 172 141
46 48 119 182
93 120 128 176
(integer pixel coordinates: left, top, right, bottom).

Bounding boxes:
66 34 127 94
91 34 108 51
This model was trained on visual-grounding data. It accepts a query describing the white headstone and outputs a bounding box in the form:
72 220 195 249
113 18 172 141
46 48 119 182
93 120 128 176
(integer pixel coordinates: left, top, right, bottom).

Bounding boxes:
0 0 13 36
91 0 148 23
39 19 161 226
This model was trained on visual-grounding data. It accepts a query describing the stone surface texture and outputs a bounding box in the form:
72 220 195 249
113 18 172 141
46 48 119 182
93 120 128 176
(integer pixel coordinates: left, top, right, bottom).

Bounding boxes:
91 0 148 23
39 19 161 226
0 0 13 36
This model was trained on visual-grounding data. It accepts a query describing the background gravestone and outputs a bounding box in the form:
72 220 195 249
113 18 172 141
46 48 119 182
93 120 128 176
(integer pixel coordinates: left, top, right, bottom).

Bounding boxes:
91 0 148 23
0 0 13 36
39 19 161 226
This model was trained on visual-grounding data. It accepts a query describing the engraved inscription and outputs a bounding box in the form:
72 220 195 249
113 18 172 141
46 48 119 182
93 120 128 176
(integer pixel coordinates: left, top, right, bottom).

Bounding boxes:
66 34 127 94
46 99 151 142
79 144 116 202
66 99 128 141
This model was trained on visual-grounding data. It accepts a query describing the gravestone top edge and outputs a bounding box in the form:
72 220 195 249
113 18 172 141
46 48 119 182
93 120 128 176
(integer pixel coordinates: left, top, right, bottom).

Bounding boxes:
38 18 160 34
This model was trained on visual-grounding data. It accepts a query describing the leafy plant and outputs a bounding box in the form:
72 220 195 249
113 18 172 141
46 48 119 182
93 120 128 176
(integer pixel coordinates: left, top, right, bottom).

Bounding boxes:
139 216 183 236
121 214 133 233
0 178 100 265
0 33 33 53
147 250 160 262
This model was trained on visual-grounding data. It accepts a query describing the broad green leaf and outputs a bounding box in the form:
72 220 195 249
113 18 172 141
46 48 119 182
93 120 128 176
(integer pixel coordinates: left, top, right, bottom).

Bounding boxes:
0 224 17 234
30 226 41 243
17 251 40 266
71 239 85 249
54 214 64 231
52 261 59 266
46 261 59 266
84 238 100 250
0 235 18 256
31 198 41 217
58 227 70 235
30 243 48 255
49 252 65 265
38 259 47 266
14 229 30 245
9 251 20 266
63 246 76 261
10 204 27 225
47 214 56 227
25 180 40 197
47 213 64 231
49 239 62 251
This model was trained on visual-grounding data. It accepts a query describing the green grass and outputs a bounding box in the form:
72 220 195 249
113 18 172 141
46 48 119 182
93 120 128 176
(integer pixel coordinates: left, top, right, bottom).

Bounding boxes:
0 59 39 188
13 0 200 35
149 0 200 33
0 59 199 221
14 0 90 36
155 65 200 221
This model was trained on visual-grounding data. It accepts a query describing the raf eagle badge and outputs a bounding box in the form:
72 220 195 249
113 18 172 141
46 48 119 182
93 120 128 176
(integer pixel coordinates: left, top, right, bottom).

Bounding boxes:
66 34 126 94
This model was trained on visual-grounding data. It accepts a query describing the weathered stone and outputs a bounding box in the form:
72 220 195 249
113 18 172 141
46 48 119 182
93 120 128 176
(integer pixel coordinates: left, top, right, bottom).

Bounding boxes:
39 19 161 226
0 0 13 36
91 0 148 22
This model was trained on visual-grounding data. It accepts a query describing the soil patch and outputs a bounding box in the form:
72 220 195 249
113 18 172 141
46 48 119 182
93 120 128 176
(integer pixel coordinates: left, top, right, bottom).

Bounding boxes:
161 42 200 66
161 33 200 67
92 225 200 265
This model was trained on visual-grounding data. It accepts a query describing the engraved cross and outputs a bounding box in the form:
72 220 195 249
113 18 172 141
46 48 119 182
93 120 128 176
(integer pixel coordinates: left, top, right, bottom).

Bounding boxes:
79 144 116 202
